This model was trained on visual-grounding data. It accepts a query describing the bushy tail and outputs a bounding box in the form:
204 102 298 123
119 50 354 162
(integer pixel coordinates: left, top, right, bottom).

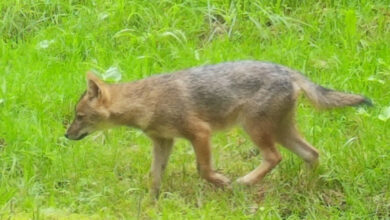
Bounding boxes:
290 71 372 109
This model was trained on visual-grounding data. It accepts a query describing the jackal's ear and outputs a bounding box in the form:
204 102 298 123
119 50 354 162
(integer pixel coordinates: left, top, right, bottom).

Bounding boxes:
86 71 110 104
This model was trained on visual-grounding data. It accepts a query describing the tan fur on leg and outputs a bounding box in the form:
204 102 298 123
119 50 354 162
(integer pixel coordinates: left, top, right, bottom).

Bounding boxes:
237 121 282 185
150 137 173 197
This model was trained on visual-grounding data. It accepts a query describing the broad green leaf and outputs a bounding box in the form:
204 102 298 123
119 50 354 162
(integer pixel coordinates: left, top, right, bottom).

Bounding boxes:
102 66 122 82
378 106 390 121
37 40 55 49
368 75 385 84
356 108 370 117
98 12 109 21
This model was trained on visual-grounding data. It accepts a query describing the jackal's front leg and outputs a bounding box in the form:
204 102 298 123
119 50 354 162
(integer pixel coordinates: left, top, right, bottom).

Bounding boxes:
190 130 230 187
150 137 173 198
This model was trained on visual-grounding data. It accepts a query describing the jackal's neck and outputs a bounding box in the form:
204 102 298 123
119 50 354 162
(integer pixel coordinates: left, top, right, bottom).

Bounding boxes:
105 81 155 130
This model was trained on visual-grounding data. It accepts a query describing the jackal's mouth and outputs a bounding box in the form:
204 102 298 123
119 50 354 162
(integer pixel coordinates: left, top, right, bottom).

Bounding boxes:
74 132 89 140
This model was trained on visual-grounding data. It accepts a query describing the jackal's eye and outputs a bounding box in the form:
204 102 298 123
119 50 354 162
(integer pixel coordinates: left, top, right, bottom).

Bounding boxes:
76 114 85 120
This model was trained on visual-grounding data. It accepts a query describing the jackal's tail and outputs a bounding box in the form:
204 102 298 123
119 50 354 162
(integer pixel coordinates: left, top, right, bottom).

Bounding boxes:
290 71 372 109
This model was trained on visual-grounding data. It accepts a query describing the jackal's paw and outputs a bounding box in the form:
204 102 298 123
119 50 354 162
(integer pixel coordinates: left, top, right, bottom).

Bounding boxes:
307 159 319 170
236 175 257 186
149 187 161 200
207 173 231 187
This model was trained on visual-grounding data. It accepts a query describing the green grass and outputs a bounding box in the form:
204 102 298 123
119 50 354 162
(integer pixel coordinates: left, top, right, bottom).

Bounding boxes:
1 0 389 219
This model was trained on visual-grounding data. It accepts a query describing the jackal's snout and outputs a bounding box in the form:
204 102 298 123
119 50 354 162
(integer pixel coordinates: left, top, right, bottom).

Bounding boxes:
65 121 90 140
64 132 88 140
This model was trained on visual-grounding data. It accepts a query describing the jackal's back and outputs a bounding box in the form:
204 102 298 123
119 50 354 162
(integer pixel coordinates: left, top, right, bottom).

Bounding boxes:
170 61 295 127
139 60 368 133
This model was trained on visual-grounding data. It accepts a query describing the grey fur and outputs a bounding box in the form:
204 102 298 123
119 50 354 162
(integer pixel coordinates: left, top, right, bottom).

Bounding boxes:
140 60 366 131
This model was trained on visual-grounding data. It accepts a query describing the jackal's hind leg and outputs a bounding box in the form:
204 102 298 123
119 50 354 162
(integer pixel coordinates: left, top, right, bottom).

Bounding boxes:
237 121 282 185
277 125 319 166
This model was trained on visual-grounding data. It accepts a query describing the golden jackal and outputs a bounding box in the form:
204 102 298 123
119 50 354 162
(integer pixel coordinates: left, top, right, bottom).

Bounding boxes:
65 61 370 196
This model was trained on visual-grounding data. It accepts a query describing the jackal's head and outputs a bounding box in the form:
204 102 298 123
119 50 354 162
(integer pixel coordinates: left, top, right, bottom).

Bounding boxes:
65 72 111 140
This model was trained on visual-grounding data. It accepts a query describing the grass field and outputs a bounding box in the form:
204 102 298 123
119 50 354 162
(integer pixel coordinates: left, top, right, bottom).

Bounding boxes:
1 0 390 219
